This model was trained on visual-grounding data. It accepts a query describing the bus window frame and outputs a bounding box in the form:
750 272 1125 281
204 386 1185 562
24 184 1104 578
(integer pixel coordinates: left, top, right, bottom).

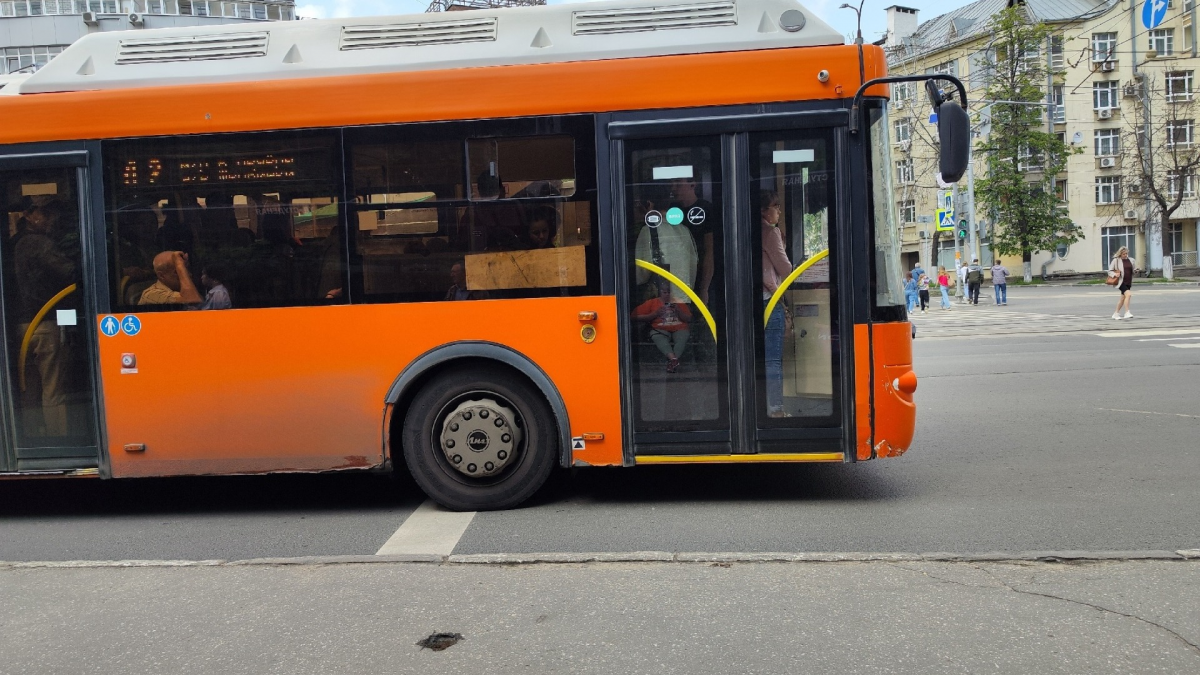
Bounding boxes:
342 114 602 305
863 99 908 323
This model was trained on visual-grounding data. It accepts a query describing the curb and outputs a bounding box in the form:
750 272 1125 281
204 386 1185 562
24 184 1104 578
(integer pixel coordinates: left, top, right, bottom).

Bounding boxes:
2 549 1197 569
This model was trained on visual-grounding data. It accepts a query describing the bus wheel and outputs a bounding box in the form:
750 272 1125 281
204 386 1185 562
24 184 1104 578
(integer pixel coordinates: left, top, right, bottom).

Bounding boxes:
401 366 557 511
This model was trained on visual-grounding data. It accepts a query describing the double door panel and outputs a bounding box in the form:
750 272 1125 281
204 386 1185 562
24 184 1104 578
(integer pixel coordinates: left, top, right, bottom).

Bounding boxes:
619 127 842 453
0 161 101 472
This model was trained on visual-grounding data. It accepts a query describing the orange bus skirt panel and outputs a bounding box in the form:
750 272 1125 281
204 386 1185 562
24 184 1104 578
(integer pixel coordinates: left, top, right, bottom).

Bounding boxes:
870 321 915 458
853 323 873 461
96 296 624 478
0 45 889 145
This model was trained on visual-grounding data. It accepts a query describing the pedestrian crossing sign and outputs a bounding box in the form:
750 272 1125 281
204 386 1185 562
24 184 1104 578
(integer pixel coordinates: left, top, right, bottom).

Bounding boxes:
935 209 955 231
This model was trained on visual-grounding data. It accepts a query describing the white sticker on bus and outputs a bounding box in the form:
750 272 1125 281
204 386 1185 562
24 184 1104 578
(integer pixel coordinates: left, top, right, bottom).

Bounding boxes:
652 165 694 180
773 149 814 164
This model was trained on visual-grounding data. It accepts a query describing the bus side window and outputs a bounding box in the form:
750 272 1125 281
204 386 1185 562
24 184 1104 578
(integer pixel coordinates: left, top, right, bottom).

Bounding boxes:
104 131 344 310
349 124 597 304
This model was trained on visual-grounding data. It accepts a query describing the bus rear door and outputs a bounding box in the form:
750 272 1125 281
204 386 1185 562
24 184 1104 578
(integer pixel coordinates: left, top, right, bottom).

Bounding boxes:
0 149 103 474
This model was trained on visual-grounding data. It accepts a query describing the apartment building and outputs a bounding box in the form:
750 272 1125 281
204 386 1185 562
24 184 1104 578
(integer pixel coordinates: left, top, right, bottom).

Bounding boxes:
0 0 295 76
884 0 1200 276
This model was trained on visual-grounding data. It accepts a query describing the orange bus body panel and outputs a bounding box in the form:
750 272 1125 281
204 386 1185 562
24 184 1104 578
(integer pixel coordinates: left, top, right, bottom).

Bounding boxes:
853 323 872 461
870 321 915 458
0 45 888 144
97 297 623 477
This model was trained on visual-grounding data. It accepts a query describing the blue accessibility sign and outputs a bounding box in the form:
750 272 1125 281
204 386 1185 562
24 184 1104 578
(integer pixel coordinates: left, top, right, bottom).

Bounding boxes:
100 315 120 337
1143 0 1168 30
120 315 142 336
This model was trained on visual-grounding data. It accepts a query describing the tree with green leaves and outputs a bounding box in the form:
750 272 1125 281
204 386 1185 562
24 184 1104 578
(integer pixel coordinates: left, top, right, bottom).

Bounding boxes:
974 6 1080 281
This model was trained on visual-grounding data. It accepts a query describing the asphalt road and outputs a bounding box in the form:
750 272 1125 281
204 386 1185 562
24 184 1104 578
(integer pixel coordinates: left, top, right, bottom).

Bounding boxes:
2 285 1198 561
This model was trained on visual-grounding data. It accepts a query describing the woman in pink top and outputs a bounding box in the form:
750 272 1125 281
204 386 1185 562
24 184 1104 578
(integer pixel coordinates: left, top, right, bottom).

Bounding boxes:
761 192 793 417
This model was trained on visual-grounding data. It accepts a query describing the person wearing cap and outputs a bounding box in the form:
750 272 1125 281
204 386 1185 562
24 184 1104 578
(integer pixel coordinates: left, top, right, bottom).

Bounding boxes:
966 258 984 305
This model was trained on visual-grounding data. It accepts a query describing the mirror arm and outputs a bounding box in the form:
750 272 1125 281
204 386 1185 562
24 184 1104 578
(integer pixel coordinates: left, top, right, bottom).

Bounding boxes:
848 74 968 134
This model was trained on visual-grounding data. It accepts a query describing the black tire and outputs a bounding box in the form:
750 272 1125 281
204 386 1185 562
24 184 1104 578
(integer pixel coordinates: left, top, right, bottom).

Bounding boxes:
401 365 557 511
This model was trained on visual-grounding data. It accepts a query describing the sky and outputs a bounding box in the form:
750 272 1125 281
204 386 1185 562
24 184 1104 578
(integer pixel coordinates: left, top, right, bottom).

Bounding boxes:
291 0 959 45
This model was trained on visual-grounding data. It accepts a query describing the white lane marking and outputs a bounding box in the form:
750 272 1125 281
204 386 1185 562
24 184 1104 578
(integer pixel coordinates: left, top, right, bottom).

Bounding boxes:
1135 336 1200 342
1097 408 1200 419
1096 328 1200 338
1169 343 1200 349
376 500 476 556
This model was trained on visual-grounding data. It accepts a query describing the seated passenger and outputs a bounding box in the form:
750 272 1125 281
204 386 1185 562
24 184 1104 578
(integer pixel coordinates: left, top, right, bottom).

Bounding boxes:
444 262 489 301
138 251 203 306
198 262 233 310
633 280 692 373
525 206 558 249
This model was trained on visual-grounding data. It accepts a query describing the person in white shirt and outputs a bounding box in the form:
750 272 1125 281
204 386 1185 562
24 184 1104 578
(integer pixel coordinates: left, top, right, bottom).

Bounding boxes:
956 262 969 304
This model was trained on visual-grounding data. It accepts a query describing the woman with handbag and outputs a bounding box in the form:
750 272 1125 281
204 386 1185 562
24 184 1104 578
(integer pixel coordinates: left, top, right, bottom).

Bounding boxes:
761 192 793 418
1108 246 1135 320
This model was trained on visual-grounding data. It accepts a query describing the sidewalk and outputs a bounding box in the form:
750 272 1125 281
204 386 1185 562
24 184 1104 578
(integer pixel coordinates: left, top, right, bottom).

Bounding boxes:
3 558 1198 673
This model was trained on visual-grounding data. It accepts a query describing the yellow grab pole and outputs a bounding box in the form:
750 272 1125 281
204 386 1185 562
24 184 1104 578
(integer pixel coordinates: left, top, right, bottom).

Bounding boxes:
763 249 829 327
633 259 717 342
18 283 78 392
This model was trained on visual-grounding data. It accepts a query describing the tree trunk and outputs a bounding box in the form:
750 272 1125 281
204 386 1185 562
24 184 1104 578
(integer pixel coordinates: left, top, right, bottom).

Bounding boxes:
1022 251 1033 283
1161 215 1174 280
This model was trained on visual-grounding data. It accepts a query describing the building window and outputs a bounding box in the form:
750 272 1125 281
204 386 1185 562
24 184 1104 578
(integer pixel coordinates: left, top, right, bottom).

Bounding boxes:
898 200 916 223
1150 28 1175 56
1051 85 1065 123
930 60 956 76
892 81 915 102
1093 32 1117 62
1094 128 1120 156
1186 20 1195 53
1168 119 1195 146
1050 34 1065 70
1169 222 1185 251
252 2 265 19
1168 170 1196 197
1093 81 1119 110
895 158 914 184
1055 179 1068 203
1166 71 1194 101
1096 176 1122 204
1102 226 1136 262
2 45 67 74
1017 144 1043 172
893 119 911 144
146 0 164 12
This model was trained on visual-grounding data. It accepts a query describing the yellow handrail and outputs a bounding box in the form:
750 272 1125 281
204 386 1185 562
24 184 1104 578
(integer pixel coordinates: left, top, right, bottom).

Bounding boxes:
763 249 829 327
633 259 717 342
19 283 78 392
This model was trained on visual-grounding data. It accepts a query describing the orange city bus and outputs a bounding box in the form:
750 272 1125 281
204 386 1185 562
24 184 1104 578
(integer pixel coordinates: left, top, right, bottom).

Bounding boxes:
0 0 967 509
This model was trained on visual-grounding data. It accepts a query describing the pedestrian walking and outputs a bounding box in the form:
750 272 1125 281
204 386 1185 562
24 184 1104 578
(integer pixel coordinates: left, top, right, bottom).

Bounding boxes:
991 261 1009 306
967 258 983 305
917 272 931 313
912 262 926 287
1109 246 1135 320
956 261 969 304
904 271 918 313
937 267 952 309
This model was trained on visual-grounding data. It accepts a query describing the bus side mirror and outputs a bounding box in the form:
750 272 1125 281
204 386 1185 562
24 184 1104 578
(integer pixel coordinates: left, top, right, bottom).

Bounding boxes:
936 100 970 183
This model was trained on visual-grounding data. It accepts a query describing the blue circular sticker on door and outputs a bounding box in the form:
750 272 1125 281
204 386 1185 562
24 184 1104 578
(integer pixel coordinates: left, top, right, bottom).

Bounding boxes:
120 315 142 336
665 207 684 226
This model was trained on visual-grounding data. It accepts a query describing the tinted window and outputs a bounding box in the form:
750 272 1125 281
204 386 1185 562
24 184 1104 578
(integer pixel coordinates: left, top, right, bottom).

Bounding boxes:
104 131 344 310
347 117 599 303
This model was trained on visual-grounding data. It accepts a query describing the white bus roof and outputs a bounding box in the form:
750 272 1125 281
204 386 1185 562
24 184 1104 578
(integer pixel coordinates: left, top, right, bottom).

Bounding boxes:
17 0 842 95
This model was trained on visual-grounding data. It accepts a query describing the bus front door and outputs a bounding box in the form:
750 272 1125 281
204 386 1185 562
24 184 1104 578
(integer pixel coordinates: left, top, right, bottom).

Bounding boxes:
0 155 102 474
615 122 847 460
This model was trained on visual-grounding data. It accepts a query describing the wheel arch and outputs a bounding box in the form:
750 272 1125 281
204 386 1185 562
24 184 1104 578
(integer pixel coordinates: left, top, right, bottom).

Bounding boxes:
384 341 572 469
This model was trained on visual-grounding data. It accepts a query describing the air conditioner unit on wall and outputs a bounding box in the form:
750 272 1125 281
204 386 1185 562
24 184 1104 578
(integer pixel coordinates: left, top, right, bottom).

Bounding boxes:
1100 157 1116 168
1102 60 1116 72
1098 109 1113 119
894 100 905 110
1129 182 1143 193
1124 83 1141 98
1124 209 1140 220
82 11 98 24
128 12 144 25
899 140 912 151
918 230 928 239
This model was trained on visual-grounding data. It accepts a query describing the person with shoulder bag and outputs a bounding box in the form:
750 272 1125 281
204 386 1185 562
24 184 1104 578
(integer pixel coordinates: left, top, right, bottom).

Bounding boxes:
760 192 793 418
1109 246 1136 320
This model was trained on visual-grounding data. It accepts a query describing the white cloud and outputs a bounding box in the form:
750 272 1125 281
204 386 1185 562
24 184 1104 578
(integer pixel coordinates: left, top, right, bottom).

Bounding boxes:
295 3 327 18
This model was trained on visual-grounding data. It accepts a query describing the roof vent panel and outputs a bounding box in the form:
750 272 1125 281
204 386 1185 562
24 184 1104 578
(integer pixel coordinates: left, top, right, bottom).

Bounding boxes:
340 18 498 50
116 32 270 65
572 2 738 36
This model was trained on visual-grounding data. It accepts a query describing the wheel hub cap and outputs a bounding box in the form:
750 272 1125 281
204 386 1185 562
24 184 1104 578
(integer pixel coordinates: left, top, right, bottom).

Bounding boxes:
440 398 522 478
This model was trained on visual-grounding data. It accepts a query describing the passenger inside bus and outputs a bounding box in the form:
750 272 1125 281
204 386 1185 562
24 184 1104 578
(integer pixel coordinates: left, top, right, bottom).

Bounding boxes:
524 205 558 249
444 261 489 301
632 278 691 373
138 250 203 306
668 176 716 305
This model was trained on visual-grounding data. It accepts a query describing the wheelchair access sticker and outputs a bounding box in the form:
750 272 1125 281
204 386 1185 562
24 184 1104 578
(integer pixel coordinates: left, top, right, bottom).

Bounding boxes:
99 315 142 337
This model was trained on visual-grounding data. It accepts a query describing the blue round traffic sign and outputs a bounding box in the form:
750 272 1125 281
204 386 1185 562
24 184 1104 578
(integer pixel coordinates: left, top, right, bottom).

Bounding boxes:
1143 0 1167 30
120 315 142 336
